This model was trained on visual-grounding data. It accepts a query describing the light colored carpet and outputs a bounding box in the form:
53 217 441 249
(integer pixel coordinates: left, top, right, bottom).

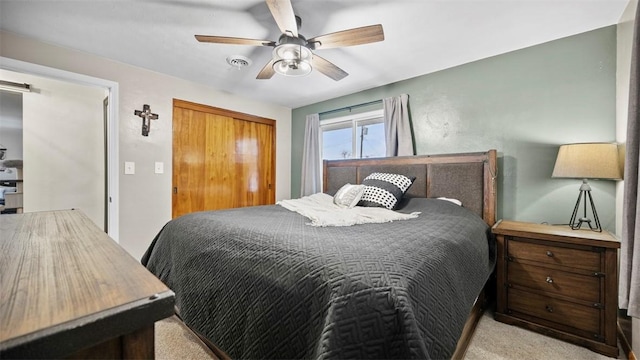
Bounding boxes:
464 309 625 360
155 310 625 360
156 316 219 360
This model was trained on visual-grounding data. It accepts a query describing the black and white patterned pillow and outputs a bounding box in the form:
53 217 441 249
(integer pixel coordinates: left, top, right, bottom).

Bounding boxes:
358 172 415 210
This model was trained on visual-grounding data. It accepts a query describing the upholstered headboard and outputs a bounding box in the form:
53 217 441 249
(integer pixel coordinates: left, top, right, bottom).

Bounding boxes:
323 150 498 226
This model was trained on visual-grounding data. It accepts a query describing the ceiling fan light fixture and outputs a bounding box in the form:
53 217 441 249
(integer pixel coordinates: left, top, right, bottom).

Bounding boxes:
273 58 312 77
272 43 312 77
194 0 384 81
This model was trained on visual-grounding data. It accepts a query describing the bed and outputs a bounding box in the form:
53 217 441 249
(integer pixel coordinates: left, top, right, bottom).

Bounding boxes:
142 150 498 359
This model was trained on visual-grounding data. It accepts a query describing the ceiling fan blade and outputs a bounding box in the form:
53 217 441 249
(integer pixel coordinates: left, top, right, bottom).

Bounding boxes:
312 55 348 81
195 35 275 47
257 59 276 79
266 0 298 37
307 24 384 50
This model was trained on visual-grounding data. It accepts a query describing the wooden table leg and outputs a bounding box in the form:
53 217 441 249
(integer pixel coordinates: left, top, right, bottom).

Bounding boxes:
122 325 155 359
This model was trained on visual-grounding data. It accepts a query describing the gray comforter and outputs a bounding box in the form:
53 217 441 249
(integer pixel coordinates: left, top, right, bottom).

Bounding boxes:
142 198 495 359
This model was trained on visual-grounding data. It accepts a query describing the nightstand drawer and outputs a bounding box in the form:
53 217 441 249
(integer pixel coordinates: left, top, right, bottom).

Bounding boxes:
508 237 600 271
508 288 600 335
508 262 600 302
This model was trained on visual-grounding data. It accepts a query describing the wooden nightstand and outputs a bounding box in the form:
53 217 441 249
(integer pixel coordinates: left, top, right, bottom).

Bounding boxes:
492 220 620 357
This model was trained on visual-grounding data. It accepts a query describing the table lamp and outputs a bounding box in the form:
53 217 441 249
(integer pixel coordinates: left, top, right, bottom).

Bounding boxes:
551 143 622 232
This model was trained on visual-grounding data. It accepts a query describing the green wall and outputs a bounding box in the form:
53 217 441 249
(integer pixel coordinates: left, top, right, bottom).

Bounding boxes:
292 26 618 231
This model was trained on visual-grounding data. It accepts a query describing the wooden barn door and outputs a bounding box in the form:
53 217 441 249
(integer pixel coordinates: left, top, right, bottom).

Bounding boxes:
172 99 275 218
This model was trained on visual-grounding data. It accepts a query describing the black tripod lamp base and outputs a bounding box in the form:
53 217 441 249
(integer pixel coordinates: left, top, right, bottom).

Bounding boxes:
569 180 602 232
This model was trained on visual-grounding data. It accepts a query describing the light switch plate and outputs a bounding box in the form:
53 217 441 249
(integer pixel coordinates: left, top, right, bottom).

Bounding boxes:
124 161 135 175
154 162 164 174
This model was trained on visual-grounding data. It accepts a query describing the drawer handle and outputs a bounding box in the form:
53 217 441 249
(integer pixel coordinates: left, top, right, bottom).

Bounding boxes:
546 251 554 257
545 276 554 284
545 305 554 313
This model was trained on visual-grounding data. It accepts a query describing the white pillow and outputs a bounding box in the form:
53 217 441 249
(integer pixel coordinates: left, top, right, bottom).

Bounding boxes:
333 184 366 208
437 197 462 206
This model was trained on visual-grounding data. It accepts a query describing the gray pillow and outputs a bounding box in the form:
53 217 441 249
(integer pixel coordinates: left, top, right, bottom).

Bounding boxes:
333 183 365 208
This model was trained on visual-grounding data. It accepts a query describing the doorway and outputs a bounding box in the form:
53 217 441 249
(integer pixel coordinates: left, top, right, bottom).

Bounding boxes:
0 57 119 240
0 90 22 214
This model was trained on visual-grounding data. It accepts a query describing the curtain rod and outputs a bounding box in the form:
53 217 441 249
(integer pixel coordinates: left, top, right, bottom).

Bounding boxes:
319 99 382 117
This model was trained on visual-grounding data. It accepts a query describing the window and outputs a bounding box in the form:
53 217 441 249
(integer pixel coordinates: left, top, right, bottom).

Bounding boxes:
320 110 385 160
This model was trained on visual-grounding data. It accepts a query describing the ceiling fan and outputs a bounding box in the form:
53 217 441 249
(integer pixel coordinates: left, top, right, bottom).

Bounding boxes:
195 0 384 81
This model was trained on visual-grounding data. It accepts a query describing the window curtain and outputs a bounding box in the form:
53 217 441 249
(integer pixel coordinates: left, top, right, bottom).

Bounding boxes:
383 94 414 156
620 3 640 318
300 113 321 197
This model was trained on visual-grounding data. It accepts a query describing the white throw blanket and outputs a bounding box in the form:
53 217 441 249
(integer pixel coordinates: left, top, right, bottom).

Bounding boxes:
277 193 420 227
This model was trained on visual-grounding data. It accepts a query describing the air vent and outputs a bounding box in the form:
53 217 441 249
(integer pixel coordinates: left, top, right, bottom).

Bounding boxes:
226 55 252 69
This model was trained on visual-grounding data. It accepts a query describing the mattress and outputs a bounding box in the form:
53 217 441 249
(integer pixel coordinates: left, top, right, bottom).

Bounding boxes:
142 197 495 359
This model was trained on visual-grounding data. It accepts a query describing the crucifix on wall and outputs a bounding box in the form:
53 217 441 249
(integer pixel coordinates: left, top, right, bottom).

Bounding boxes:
134 104 158 136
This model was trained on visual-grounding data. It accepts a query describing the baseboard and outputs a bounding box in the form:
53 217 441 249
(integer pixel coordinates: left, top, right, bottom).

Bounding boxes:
618 321 636 360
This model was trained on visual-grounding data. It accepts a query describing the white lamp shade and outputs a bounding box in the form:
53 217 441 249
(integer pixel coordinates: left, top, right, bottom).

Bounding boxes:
552 143 623 180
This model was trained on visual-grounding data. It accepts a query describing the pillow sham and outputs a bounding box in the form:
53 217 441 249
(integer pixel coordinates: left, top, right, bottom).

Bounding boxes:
333 183 366 208
358 172 415 210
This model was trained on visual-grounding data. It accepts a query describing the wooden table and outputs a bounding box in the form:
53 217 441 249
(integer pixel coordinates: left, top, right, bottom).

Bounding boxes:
0 209 175 359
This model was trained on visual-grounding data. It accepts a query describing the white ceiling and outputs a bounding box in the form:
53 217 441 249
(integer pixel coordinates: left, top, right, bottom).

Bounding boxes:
0 0 629 109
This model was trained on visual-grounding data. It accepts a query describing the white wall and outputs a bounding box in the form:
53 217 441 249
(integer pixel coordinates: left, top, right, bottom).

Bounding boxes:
616 0 639 354
0 30 292 260
0 69 106 227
